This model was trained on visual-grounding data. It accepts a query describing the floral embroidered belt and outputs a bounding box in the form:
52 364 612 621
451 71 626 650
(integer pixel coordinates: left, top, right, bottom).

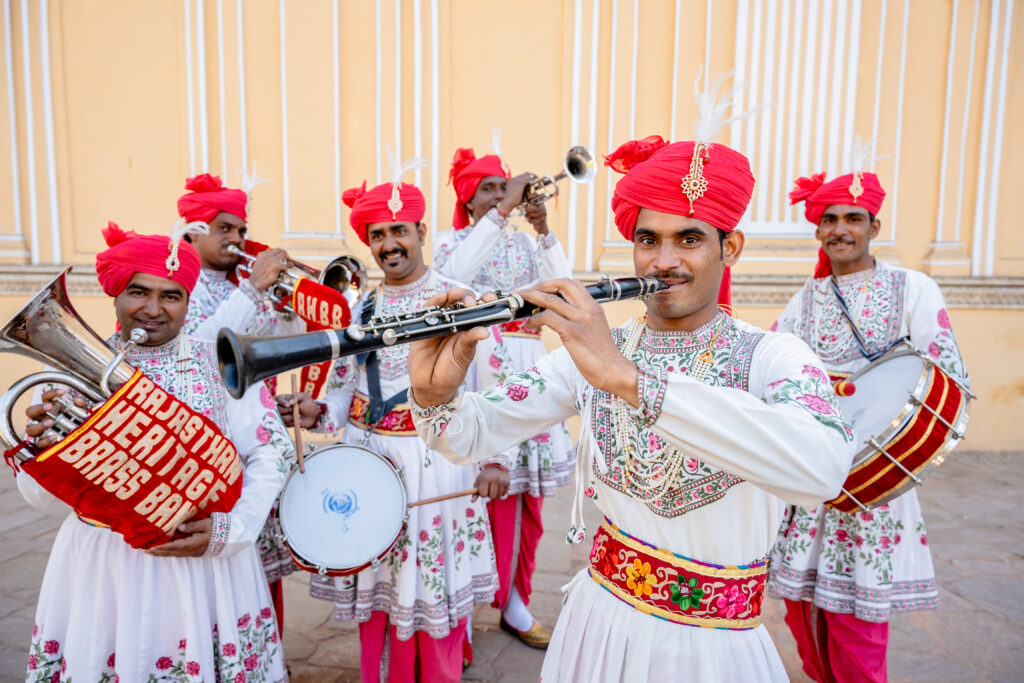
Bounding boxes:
498 319 541 338
588 518 767 630
348 391 417 435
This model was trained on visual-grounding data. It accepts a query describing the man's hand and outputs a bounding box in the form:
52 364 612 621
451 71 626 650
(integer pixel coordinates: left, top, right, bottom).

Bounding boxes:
473 466 510 501
407 289 490 407
145 517 210 557
496 173 536 218
276 392 320 428
247 247 290 291
520 279 639 406
24 387 88 450
523 202 549 236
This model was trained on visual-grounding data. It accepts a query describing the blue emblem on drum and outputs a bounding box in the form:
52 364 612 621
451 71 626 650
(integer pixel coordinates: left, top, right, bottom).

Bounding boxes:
321 489 360 532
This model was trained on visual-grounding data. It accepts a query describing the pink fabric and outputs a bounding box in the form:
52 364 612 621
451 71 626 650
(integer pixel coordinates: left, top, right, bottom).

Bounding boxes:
449 148 509 229
358 612 469 683
487 493 544 609
95 222 201 296
342 180 426 246
788 171 887 278
176 173 248 223
783 599 889 683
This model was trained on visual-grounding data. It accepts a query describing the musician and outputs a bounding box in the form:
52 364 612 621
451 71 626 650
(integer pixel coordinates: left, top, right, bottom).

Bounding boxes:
176 172 303 632
17 225 292 681
406 111 856 680
276 177 499 682
432 144 575 647
766 162 969 683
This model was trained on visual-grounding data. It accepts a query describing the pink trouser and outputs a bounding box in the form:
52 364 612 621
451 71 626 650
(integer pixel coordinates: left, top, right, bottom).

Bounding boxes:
487 493 544 609
783 599 889 683
358 612 469 683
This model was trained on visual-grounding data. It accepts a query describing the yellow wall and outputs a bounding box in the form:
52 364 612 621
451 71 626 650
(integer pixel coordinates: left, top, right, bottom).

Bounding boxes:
0 1 1021 450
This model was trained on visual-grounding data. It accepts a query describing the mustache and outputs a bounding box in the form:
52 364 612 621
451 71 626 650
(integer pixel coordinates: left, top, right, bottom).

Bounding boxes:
380 248 407 260
647 270 693 284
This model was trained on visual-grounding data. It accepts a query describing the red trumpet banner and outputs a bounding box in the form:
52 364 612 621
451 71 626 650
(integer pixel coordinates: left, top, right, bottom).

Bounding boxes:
290 277 352 399
21 370 243 549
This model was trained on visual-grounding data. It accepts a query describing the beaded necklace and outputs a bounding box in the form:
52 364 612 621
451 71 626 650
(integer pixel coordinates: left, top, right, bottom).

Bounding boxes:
610 313 726 504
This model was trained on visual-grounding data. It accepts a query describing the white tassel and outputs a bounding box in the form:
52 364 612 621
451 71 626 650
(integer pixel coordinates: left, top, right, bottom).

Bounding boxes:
692 66 771 145
485 126 503 159
386 145 430 185
240 164 271 196
847 133 888 173
169 217 209 243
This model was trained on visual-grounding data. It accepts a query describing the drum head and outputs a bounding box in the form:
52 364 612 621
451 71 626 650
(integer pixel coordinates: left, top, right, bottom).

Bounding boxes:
838 352 925 446
279 444 407 571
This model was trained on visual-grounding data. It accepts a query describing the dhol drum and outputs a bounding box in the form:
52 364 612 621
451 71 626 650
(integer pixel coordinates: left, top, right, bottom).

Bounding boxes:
827 341 974 513
278 443 407 576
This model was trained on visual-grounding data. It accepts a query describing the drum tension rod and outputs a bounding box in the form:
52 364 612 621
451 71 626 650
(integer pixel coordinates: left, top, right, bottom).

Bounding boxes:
868 437 923 484
912 350 976 400
840 488 871 513
908 396 965 440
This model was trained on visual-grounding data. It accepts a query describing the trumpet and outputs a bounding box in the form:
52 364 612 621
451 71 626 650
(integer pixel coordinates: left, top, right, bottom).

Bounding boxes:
217 276 668 399
516 146 597 213
0 269 146 460
227 245 366 314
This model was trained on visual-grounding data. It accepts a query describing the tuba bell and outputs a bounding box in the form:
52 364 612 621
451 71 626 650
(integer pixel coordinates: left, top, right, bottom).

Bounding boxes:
0 268 143 460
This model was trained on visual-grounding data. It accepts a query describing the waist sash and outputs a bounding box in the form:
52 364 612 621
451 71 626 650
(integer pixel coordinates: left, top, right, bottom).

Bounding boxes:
22 369 243 549
588 518 767 630
348 390 417 435
498 319 541 339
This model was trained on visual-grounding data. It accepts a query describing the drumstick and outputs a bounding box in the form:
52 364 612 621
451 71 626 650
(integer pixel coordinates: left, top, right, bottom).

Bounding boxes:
407 488 479 508
290 376 306 474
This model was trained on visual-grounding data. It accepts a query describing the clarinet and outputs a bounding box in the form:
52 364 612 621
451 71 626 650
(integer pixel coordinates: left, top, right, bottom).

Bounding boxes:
217 276 667 398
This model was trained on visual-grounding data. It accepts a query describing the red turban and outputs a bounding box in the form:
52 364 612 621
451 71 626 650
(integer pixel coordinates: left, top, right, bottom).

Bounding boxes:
789 171 886 278
176 173 248 224
342 181 426 246
95 222 201 297
605 135 756 306
448 148 510 229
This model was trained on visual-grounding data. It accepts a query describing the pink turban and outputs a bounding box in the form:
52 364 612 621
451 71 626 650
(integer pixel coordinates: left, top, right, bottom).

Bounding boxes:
95 222 201 297
448 148 510 230
342 181 426 246
176 173 248 224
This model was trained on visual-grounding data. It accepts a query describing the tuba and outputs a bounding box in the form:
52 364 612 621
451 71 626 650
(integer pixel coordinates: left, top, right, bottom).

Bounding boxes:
516 145 598 213
228 245 366 315
0 268 144 461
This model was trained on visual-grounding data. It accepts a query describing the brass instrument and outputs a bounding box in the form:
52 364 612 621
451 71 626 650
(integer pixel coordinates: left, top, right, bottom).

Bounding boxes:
0 268 147 461
217 276 668 398
227 245 366 314
517 146 597 213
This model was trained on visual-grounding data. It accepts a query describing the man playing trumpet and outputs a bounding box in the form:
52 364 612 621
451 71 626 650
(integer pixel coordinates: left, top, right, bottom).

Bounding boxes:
276 173 499 682
408 77 856 680
432 141 576 647
18 224 293 681
177 172 305 631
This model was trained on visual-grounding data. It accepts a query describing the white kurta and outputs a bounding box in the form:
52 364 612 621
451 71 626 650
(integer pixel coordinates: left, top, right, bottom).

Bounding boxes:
19 335 294 683
308 268 499 640
767 262 969 621
414 312 855 682
184 267 305 585
433 210 575 495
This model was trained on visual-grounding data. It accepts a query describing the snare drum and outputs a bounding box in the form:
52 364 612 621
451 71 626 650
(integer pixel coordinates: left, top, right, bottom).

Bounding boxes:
278 443 407 576
827 342 973 513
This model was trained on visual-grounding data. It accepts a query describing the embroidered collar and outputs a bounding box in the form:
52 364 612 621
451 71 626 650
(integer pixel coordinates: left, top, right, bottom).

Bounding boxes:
200 268 231 282
380 267 434 297
634 310 733 352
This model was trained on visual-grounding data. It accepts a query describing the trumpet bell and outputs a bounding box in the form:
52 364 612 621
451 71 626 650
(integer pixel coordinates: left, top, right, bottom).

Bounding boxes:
564 145 597 184
319 255 367 295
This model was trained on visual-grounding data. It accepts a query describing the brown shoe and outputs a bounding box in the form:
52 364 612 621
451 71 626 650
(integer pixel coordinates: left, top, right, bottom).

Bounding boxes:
499 617 551 650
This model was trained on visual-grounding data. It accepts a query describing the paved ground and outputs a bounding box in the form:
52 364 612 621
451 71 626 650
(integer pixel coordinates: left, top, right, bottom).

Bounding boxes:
1 451 1022 682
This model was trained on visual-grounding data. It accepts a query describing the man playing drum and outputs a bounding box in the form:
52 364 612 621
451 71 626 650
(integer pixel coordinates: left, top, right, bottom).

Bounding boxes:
406 81 856 682
433 140 576 647
18 225 293 681
276 174 499 682
767 152 970 683
177 172 305 633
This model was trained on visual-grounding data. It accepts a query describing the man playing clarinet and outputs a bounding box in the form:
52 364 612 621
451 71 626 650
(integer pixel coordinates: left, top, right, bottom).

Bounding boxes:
407 81 855 681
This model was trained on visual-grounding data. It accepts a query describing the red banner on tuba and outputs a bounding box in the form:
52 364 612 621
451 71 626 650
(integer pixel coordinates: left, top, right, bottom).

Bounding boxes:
21 369 243 549
290 277 352 399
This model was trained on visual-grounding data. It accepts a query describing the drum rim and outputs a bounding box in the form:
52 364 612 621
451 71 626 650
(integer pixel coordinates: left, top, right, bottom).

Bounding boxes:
278 443 408 572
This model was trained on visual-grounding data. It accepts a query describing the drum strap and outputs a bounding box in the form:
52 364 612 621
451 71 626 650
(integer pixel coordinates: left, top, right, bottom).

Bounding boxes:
357 291 409 425
829 277 906 361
